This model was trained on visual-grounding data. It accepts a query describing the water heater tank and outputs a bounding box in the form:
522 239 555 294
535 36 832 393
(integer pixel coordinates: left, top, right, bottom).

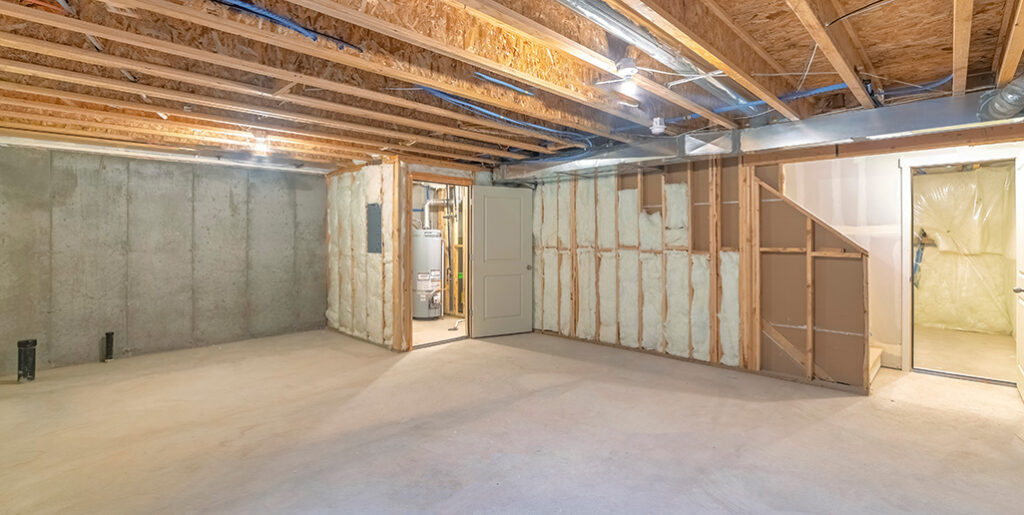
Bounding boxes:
412 229 444 319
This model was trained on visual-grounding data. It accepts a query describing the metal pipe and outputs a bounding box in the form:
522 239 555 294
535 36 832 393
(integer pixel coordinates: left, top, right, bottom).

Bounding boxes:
17 339 36 383
979 75 1024 121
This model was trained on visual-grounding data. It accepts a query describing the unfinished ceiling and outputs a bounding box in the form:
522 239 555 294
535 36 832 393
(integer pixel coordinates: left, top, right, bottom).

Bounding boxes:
0 0 1019 170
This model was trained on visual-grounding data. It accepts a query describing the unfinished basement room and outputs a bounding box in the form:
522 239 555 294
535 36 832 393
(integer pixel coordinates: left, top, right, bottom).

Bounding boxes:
2 0 1024 512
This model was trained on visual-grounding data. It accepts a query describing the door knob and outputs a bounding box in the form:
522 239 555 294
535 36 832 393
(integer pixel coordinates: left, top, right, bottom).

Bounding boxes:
526 264 533 270
1015 287 1024 294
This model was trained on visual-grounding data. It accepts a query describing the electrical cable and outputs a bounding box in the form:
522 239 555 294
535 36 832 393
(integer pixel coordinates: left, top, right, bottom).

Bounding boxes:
796 43 818 91
826 0 899 27
473 72 534 96
211 0 362 52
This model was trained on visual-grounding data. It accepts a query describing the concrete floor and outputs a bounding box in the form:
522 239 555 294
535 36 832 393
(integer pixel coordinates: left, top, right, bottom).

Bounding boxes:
3 330 1024 514
412 315 467 346
914 325 1017 382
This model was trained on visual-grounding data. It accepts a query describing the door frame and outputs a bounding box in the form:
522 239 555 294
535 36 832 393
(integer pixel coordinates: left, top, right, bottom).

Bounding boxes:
405 171 475 348
898 142 1022 379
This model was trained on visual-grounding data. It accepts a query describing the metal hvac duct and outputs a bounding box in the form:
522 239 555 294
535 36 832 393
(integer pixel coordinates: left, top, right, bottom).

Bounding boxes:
979 75 1024 121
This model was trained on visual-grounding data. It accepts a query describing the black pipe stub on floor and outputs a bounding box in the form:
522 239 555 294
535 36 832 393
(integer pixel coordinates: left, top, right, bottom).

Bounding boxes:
17 339 37 383
104 332 114 363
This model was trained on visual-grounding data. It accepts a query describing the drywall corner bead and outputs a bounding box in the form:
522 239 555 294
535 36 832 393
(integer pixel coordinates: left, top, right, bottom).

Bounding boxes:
639 211 662 251
533 248 543 330
597 175 616 248
575 177 596 247
598 251 617 344
557 180 571 248
559 251 571 335
719 251 740 367
664 182 689 247
665 251 690 357
618 249 639 348
542 181 558 248
576 249 597 340
617 189 639 247
543 248 559 332
690 253 711 362
640 253 663 351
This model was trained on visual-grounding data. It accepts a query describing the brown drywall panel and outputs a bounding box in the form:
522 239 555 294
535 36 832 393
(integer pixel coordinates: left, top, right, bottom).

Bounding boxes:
665 163 687 184
814 259 865 334
618 172 639 190
755 164 781 190
692 207 710 251
760 333 806 378
760 188 806 248
691 161 710 202
814 223 860 253
722 159 740 202
761 253 807 325
721 203 739 249
641 171 663 213
814 331 866 387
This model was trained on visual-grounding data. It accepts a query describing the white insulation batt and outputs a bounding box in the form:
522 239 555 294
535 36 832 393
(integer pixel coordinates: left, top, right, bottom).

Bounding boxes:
664 182 689 247
351 171 368 339
597 176 616 248
532 183 542 243
640 253 663 351
381 165 393 346
618 189 639 247
543 248 559 332
533 248 543 330
338 173 353 331
718 251 740 366
576 249 597 340
542 182 558 248
690 254 711 361
665 251 690 357
576 178 596 247
640 211 662 251
558 181 571 248
618 249 640 348
559 251 571 335
598 252 617 343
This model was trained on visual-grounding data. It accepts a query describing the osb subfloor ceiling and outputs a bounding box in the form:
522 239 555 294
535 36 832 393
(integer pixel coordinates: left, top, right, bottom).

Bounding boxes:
0 0 1017 171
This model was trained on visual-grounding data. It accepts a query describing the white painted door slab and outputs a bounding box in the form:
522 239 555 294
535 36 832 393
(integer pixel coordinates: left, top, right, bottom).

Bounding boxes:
1016 156 1023 401
470 185 533 338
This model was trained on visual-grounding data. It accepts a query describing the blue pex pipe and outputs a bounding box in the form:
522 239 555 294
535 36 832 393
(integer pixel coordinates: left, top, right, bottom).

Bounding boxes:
212 0 361 52
474 72 535 96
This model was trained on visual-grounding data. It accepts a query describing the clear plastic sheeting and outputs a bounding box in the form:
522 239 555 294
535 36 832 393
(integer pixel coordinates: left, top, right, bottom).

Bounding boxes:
576 249 597 340
618 249 639 348
913 163 1016 335
618 189 639 247
691 254 711 361
665 251 690 357
719 251 740 366
664 183 689 247
598 252 617 343
640 253 663 351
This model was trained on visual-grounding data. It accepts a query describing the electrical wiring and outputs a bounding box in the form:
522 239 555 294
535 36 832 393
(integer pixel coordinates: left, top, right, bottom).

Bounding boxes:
211 0 362 52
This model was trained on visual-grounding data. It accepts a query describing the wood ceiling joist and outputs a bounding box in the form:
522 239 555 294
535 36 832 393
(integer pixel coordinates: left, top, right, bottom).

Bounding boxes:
0 79 498 165
0 31 553 154
278 0 652 127
996 0 1024 86
442 0 737 129
0 57 522 160
784 0 876 109
953 0 975 95
94 0 627 141
0 0 578 149
607 0 806 121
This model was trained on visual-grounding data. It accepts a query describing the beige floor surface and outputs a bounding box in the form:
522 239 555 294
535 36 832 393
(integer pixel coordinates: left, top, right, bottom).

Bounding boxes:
2 330 1024 514
914 325 1017 382
413 315 466 346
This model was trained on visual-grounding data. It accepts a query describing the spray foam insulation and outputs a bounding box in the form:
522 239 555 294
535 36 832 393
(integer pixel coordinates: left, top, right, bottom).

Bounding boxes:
598 252 617 344
640 253 663 351
542 182 558 248
718 251 740 367
665 251 690 357
618 249 640 348
351 170 368 339
690 254 711 361
575 178 596 247
597 176 616 248
618 189 639 247
381 165 394 345
664 182 689 247
326 176 340 329
558 181 571 248
914 248 1014 334
576 249 597 340
533 248 543 330
532 184 542 244
639 211 662 251
338 173 353 331
543 248 559 332
559 251 572 335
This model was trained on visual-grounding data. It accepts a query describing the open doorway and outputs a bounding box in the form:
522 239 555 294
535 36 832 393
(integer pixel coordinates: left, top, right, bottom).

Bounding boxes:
410 178 470 348
911 159 1017 383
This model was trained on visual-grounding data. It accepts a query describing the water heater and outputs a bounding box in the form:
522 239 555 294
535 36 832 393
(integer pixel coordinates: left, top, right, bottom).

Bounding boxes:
412 229 444 319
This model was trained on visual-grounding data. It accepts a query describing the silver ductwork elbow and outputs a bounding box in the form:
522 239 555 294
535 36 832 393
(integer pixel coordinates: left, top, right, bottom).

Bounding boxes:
979 75 1024 121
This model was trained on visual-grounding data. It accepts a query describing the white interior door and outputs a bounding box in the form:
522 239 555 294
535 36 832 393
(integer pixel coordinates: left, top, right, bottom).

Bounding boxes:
1015 158 1024 400
470 185 533 338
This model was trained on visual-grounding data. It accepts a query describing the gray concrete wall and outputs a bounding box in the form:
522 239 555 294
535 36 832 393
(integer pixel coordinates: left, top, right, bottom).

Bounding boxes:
0 148 327 376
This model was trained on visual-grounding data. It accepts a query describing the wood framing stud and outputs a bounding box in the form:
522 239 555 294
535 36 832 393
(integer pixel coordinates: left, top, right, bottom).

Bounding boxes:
997 0 1024 86
953 0 975 95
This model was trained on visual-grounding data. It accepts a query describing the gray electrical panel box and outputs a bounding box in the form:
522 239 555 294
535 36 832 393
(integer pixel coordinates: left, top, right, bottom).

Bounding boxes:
366 203 382 254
